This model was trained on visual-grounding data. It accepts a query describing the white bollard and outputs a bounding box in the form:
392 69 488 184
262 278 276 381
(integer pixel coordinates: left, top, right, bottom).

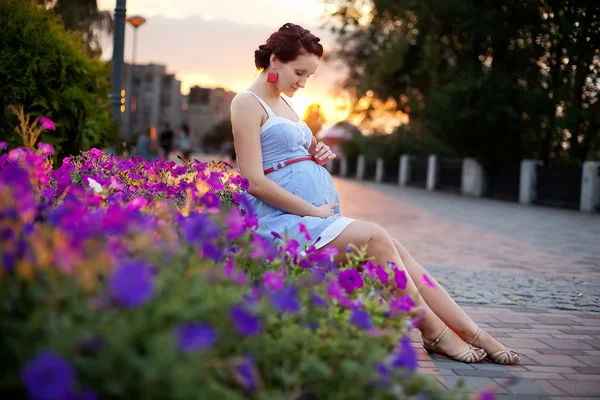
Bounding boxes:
399 155 412 186
356 155 365 180
340 156 348 177
461 158 485 197
519 159 542 205
375 158 384 183
426 155 439 191
580 161 600 213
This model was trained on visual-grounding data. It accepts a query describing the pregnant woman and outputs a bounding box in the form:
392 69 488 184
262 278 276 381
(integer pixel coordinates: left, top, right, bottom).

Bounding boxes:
231 23 520 365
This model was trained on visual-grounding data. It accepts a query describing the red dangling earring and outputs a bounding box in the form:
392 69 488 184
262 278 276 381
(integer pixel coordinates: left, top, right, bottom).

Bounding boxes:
267 71 279 83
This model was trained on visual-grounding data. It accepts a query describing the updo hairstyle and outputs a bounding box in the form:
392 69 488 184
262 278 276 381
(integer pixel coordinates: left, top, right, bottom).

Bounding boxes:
254 23 324 70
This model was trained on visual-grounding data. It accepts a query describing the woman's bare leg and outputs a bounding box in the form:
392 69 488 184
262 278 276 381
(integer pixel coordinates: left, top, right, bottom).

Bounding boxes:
391 238 519 363
326 221 485 360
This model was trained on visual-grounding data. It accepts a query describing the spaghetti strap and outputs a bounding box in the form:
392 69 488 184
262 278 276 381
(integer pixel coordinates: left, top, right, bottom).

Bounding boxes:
243 90 275 119
280 96 299 118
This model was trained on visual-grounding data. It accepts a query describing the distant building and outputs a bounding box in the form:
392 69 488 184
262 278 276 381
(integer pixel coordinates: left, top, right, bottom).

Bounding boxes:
122 63 183 139
184 85 236 150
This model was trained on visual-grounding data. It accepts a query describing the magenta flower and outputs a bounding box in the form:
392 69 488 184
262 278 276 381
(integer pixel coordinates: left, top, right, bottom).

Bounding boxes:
298 223 312 241
0 141 7 151
109 260 155 308
326 280 355 308
421 273 436 288
222 259 248 285
390 295 415 313
225 207 246 240
39 116 55 130
338 268 364 294
263 271 284 291
206 172 224 190
201 192 220 209
176 322 217 353
375 265 389 285
478 391 496 400
393 268 407 290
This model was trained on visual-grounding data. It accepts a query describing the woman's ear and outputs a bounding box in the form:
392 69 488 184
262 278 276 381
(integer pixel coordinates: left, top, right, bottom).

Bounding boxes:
269 53 279 69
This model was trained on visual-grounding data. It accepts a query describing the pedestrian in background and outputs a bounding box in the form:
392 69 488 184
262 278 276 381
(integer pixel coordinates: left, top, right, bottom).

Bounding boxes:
159 122 174 160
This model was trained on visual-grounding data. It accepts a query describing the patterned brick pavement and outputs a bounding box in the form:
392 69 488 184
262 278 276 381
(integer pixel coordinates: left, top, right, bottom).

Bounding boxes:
334 178 600 398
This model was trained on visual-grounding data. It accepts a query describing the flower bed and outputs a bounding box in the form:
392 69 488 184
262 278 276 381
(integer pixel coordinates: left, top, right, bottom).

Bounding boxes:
0 142 468 399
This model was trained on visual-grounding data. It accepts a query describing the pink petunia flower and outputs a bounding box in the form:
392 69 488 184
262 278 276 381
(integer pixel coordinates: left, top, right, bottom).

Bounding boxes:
39 116 55 131
421 274 436 288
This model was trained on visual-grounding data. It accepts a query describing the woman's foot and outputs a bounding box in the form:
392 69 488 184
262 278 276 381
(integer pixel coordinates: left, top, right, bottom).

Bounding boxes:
422 325 487 363
465 328 521 364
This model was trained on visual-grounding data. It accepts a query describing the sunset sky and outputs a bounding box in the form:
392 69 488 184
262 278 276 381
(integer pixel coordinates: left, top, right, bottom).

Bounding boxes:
98 0 352 122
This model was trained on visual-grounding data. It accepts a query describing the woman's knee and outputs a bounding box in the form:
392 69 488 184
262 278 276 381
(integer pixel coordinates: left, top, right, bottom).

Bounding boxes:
391 237 409 258
361 223 395 256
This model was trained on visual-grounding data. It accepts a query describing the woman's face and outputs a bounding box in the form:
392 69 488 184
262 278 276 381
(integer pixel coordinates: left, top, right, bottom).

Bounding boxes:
271 53 320 97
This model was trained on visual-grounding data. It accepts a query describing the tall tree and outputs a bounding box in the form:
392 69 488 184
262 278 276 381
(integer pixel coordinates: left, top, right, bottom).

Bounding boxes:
323 0 599 166
37 0 113 57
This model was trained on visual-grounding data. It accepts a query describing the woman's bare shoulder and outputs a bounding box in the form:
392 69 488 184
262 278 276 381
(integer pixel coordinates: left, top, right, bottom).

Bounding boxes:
231 91 259 112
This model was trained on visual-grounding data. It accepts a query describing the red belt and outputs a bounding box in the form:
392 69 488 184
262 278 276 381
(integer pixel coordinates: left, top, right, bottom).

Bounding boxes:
264 156 315 175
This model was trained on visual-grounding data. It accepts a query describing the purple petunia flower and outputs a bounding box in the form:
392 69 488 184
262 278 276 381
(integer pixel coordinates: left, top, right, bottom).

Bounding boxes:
109 260 155 308
0 141 7 151
233 357 259 391
21 351 76 400
338 268 364 294
177 322 217 353
393 268 407 290
39 116 55 131
310 292 329 308
350 309 373 330
230 305 262 336
270 286 300 314
311 268 326 283
392 336 417 374
179 212 221 244
263 271 284 291
478 391 496 400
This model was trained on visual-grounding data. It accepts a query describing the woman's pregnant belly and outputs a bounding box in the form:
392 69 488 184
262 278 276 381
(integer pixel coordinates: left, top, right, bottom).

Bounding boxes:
243 161 339 218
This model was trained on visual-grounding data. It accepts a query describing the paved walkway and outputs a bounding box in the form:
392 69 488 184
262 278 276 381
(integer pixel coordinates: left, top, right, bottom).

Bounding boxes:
335 178 600 399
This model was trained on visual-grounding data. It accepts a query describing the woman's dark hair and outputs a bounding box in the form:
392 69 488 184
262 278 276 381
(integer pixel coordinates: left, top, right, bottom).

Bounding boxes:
254 23 324 70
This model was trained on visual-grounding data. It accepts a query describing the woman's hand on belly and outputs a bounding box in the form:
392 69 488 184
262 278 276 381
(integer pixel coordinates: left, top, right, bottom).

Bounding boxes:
314 203 340 218
309 137 336 166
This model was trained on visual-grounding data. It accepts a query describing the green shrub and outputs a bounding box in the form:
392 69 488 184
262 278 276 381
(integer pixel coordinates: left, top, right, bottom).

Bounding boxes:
0 0 116 158
0 144 468 399
342 126 455 162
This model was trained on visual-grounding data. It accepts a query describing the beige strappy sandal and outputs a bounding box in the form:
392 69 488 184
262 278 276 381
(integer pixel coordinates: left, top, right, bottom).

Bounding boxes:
469 328 521 365
422 326 487 363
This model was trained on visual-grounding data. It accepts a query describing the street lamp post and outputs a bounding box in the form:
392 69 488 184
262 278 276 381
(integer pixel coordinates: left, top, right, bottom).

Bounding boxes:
125 15 146 140
109 0 127 125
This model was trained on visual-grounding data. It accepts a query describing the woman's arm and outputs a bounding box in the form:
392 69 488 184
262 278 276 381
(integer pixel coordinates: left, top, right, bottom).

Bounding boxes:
231 93 336 218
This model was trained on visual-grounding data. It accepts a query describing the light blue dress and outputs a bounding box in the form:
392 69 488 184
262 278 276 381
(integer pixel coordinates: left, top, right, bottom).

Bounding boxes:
241 91 355 251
